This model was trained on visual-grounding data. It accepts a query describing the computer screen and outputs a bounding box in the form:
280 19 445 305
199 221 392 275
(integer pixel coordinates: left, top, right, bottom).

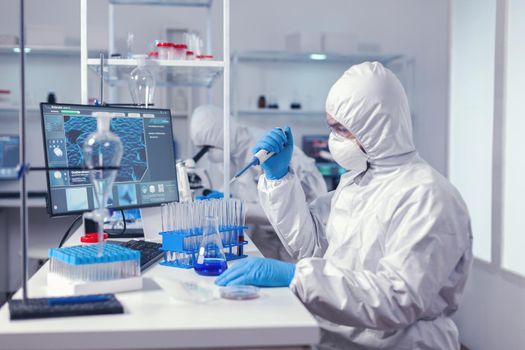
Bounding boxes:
302 135 331 163
0 135 19 180
302 134 346 179
41 103 179 216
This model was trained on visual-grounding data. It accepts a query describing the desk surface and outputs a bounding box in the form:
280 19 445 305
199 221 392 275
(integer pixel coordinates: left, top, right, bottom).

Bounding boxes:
0 229 319 350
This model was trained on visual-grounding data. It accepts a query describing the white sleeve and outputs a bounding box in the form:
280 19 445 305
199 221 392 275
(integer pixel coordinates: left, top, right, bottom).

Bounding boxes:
290 187 473 330
290 150 328 203
258 172 333 259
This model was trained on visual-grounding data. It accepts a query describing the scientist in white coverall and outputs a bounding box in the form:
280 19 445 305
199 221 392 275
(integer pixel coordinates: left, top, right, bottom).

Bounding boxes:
216 62 473 349
190 105 327 261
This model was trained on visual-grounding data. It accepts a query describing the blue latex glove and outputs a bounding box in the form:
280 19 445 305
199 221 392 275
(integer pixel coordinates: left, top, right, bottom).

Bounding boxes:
196 190 224 200
215 257 295 287
252 127 294 180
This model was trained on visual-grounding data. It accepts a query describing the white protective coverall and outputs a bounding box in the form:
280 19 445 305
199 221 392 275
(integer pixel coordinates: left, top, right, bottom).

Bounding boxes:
258 62 473 349
190 105 327 261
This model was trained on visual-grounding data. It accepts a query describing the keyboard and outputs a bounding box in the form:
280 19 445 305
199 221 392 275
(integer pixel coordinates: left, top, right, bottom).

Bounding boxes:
108 240 163 272
105 228 145 239
8 294 123 320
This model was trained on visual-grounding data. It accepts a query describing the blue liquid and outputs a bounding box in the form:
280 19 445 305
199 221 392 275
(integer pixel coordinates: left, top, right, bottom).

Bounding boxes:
194 258 228 276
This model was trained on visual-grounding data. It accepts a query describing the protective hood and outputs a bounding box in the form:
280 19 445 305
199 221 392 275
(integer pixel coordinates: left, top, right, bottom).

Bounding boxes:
325 62 415 164
190 105 252 166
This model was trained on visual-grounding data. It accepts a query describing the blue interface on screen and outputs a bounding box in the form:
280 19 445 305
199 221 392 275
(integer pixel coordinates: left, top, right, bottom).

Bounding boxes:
0 135 19 180
41 104 179 216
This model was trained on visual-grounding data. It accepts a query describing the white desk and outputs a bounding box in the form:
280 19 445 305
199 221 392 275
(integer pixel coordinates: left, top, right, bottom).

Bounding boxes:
0 229 320 350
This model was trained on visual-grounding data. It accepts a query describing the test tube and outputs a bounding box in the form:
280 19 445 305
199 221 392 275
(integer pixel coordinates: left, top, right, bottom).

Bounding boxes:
161 204 169 232
237 200 245 256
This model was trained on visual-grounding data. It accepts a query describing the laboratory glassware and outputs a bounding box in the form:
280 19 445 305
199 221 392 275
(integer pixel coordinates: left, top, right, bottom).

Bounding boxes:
220 285 260 300
83 112 123 256
128 56 156 107
194 216 228 276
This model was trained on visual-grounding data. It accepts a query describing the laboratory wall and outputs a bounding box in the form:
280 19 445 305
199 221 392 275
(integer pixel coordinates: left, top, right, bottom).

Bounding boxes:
449 0 525 349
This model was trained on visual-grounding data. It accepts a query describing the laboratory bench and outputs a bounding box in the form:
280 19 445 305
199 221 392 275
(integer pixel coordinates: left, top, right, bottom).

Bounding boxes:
0 227 320 350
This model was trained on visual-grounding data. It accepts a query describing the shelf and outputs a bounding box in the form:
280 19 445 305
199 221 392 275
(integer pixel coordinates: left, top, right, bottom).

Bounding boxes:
88 58 223 88
0 45 106 57
0 105 40 113
109 0 212 7
233 51 403 65
237 110 325 117
88 58 223 68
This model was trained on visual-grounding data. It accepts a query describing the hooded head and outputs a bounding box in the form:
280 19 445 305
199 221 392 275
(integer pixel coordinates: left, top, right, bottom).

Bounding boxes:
325 62 415 164
190 105 253 167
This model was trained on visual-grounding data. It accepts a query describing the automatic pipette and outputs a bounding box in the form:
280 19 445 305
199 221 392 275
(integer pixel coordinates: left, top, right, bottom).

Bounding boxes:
229 128 286 184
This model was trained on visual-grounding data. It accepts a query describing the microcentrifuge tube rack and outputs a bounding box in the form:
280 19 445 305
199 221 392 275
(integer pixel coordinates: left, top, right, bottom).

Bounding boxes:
159 226 248 269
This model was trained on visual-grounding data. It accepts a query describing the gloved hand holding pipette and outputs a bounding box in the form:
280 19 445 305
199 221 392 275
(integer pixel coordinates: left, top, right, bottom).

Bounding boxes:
229 127 293 183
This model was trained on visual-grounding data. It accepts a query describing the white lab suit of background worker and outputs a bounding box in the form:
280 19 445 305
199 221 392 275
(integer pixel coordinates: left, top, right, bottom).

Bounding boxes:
190 105 327 262
217 62 474 349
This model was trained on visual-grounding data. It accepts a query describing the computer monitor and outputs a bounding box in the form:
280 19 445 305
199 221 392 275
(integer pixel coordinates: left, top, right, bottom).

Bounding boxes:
0 135 19 180
302 134 346 180
302 134 331 163
41 103 179 216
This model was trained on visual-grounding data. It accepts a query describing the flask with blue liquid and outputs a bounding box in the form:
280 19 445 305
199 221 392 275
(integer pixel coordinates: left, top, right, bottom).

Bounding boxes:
194 216 228 276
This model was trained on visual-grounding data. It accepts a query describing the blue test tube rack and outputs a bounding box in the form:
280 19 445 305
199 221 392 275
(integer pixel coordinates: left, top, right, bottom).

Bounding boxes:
159 226 248 269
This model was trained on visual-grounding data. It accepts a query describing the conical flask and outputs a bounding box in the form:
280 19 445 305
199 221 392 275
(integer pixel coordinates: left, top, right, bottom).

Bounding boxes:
128 55 155 107
194 216 228 276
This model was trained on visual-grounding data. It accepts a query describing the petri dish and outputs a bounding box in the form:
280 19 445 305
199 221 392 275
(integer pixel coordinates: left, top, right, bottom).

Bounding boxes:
220 285 260 300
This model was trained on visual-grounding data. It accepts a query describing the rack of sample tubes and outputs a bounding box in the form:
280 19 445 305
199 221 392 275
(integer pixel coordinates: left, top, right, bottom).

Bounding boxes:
47 244 143 295
159 199 248 269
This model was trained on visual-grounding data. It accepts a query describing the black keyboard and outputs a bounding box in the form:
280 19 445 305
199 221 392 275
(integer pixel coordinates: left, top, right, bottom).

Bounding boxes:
105 228 145 239
8 294 123 320
108 240 163 272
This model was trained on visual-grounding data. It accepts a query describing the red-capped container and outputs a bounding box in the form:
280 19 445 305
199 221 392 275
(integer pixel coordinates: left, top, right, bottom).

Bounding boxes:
156 42 173 60
148 51 159 59
0 89 11 103
196 55 214 61
173 44 188 60
80 232 109 244
186 50 194 60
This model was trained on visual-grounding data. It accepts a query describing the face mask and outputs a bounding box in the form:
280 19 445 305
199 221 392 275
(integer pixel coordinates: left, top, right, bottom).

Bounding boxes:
207 147 224 163
328 132 368 174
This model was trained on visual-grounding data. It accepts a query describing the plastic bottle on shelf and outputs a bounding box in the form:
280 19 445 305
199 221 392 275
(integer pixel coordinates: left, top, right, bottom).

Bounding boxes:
186 50 194 60
173 44 188 60
126 32 134 58
156 42 172 60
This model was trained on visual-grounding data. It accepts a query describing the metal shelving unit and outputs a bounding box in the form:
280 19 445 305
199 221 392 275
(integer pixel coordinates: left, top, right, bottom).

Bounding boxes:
109 0 212 6
87 58 224 88
80 0 232 195
0 45 106 57
234 51 403 65
237 109 325 117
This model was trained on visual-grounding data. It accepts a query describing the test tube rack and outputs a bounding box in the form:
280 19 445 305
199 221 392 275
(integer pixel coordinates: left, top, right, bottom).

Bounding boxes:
46 244 143 296
159 226 248 269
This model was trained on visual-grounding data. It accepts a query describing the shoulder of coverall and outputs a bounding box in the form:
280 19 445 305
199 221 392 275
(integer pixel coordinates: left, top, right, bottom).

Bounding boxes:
371 158 471 240
325 61 416 165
